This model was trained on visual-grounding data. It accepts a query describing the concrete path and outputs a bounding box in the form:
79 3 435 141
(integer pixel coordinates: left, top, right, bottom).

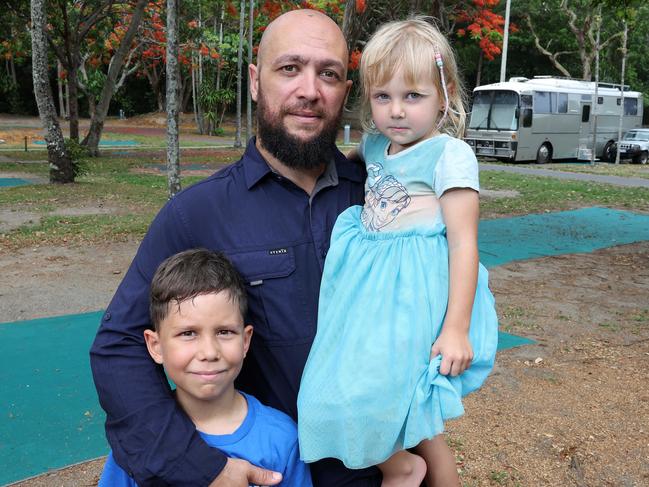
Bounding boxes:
480 162 649 188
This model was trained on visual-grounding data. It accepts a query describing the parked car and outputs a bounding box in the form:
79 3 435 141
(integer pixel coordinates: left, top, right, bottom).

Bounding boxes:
613 128 649 164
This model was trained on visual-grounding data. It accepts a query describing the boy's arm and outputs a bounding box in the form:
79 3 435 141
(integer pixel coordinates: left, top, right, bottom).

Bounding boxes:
90 202 227 486
282 441 313 487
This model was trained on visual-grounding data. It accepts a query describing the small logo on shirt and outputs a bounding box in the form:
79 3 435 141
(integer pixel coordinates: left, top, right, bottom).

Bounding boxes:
269 248 288 255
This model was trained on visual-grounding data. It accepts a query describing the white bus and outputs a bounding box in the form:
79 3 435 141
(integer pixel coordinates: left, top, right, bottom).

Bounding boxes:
464 76 644 163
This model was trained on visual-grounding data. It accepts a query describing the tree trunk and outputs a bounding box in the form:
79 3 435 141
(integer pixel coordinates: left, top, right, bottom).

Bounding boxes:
57 60 66 118
181 75 193 113
234 0 245 148
615 19 628 166
342 0 359 53
192 62 205 134
246 0 254 142
9 54 17 85
83 0 147 156
145 66 164 111
590 6 601 166
166 0 181 197
66 64 80 141
31 0 74 183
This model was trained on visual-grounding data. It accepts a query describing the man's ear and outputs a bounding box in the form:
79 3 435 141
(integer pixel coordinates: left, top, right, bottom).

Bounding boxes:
242 325 253 357
249 64 259 102
144 329 164 365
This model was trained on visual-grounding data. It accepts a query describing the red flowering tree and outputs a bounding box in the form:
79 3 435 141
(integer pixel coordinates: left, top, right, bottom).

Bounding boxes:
454 0 513 62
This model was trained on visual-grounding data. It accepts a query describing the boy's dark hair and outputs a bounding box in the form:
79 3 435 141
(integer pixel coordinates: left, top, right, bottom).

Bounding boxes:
150 249 247 330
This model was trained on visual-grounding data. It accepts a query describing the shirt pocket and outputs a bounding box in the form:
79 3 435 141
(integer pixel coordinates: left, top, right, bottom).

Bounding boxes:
225 247 313 345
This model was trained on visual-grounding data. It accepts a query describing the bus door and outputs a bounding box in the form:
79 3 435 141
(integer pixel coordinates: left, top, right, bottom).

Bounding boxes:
578 101 592 159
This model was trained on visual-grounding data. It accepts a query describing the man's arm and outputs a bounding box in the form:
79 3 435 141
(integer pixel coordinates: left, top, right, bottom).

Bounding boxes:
90 201 227 486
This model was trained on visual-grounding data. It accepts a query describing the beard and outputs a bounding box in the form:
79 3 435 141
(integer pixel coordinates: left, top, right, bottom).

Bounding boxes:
256 89 342 170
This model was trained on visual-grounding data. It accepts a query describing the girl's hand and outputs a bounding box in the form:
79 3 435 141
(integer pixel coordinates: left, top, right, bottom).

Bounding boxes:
431 327 474 376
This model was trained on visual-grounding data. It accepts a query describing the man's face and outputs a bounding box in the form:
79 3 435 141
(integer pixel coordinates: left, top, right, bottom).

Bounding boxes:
249 12 352 167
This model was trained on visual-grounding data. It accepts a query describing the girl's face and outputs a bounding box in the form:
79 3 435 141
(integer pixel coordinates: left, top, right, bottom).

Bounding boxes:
369 69 442 155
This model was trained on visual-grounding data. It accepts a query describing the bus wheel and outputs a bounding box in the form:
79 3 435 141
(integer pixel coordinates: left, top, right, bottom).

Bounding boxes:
536 143 552 164
602 141 615 162
633 151 648 165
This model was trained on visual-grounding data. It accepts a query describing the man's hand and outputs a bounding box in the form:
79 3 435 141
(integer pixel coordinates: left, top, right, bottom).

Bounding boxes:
209 458 282 487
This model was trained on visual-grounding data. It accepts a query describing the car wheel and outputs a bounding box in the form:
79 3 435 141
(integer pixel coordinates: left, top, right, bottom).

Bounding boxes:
602 141 615 162
633 151 648 165
536 143 552 164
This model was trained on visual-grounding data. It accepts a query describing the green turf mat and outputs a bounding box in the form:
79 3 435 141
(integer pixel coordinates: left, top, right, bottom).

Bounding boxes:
479 207 649 267
33 140 139 147
0 177 30 188
0 311 529 484
0 311 106 485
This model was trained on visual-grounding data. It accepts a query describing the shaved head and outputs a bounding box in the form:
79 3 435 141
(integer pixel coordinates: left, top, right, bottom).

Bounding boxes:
257 9 348 69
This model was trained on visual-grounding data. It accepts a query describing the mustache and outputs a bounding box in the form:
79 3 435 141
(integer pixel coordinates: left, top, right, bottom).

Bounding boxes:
281 102 325 117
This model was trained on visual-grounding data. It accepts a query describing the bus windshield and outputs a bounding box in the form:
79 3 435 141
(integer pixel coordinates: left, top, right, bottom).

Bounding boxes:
469 90 519 131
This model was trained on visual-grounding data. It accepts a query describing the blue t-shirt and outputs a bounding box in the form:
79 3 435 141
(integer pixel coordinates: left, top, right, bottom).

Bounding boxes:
99 392 312 487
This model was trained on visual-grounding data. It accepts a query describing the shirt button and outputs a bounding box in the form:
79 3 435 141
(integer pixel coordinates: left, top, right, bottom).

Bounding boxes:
104 312 112 321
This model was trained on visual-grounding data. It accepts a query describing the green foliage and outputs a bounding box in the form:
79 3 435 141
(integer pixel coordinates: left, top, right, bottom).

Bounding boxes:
0 72 23 113
199 82 235 134
82 68 107 104
64 138 90 177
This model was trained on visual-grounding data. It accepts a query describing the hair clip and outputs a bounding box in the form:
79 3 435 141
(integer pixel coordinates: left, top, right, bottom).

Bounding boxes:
434 50 449 130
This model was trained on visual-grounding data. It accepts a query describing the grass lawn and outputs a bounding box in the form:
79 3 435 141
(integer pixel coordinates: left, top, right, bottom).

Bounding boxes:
2 148 648 250
480 158 649 180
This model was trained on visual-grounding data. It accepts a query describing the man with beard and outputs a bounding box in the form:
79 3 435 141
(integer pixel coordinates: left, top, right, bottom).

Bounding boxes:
90 9 381 487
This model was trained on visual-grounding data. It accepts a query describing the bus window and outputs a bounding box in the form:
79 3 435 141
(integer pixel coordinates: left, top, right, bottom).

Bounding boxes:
534 91 551 113
557 93 568 113
624 98 638 115
522 109 533 127
492 91 518 130
520 95 532 108
468 90 518 130
468 91 492 129
581 105 590 122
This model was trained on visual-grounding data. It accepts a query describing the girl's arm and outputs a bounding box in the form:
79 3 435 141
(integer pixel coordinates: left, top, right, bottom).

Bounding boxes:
432 187 479 376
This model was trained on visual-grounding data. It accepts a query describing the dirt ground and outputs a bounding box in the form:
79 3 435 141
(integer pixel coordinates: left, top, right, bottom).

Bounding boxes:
2 229 648 486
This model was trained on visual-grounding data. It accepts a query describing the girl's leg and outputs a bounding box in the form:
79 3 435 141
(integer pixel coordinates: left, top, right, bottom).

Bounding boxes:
415 434 460 487
378 450 427 487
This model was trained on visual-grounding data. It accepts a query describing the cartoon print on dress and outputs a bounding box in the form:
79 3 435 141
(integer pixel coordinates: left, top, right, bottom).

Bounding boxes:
360 163 412 231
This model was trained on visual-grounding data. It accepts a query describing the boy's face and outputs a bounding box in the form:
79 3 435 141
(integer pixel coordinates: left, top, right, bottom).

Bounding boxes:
144 291 252 405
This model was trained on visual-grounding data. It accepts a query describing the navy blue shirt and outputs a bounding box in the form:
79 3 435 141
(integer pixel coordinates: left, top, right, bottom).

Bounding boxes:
90 139 380 486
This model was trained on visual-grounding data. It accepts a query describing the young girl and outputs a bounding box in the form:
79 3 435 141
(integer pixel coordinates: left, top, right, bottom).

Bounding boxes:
297 17 499 487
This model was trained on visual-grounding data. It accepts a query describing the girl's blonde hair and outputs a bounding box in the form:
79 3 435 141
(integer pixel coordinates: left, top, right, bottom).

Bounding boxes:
359 17 466 137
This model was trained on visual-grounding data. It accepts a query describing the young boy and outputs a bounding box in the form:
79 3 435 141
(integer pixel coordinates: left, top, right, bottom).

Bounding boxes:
99 249 312 487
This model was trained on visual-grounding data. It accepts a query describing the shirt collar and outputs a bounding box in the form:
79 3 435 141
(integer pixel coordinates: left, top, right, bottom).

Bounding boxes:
243 137 364 190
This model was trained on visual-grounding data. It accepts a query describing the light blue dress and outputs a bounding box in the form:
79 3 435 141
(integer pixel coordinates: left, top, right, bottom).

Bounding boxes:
297 133 498 469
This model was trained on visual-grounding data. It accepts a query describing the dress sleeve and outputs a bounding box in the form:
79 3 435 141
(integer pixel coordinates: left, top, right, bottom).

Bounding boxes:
433 137 480 196
281 441 313 487
89 199 228 486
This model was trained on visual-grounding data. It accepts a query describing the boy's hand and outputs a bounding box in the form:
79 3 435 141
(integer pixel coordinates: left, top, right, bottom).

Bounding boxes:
209 458 282 487
431 328 473 376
